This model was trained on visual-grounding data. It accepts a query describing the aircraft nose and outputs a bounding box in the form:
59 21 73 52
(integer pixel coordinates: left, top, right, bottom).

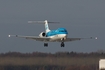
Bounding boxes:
64 34 67 37
63 34 67 39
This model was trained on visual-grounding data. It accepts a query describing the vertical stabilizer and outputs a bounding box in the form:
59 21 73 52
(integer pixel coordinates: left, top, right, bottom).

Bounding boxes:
44 20 50 33
28 20 52 33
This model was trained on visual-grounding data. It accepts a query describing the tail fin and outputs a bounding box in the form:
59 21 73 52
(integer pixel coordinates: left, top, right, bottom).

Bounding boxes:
28 20 50 33
44 20 50 33
28 20 59 33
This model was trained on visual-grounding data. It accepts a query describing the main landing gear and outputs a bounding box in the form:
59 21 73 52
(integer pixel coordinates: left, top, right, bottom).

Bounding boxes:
44 43 48 47
61 42 65 47
44 42 65 47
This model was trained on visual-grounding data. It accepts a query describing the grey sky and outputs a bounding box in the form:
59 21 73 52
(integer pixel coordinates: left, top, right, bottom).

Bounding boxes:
0 0 105 53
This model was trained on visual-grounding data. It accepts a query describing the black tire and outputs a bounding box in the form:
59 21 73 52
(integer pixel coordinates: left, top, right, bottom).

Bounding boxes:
61 42 65 47
44 43 48 47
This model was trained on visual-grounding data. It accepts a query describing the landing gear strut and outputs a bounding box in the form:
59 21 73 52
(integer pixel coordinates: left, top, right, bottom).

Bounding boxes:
61 42 65 47
44 43 48 47
61 38 65 47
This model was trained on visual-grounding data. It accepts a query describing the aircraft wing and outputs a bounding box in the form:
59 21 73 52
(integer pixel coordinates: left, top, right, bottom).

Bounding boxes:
8 35 51 41
8 35 97 42
64 37 97 42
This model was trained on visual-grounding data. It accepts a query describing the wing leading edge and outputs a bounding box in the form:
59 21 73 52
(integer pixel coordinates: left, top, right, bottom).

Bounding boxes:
8 35 51 42
8 35 97 42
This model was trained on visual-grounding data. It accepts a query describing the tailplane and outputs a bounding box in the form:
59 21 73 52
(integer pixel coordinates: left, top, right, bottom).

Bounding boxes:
28 20 59 33
28 20 50 33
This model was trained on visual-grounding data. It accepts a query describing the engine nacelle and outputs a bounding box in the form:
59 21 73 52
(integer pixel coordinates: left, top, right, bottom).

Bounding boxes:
39 32 46 37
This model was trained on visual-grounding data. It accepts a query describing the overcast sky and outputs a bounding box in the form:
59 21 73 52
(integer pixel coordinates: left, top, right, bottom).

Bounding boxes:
0 0 105 53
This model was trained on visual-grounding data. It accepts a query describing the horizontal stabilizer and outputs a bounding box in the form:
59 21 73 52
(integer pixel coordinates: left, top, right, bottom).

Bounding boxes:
28 21 45 24
28 20 59 24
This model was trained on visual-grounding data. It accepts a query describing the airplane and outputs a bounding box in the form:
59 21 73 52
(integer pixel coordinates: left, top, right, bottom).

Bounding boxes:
8 20 97 47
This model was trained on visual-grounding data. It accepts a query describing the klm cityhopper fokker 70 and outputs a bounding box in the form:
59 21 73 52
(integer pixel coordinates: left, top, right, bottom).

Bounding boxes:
8 20 97 47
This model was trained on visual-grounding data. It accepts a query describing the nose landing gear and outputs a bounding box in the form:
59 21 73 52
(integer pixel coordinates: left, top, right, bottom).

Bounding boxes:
60 38 65 47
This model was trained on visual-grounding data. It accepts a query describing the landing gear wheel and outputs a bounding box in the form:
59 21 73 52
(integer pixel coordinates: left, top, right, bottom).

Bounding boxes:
44 43 48 47
61 42 65 47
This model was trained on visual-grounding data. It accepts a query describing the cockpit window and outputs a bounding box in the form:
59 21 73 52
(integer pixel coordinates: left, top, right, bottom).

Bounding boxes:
60 30 65 32
57 28 68 33
60 30 67 32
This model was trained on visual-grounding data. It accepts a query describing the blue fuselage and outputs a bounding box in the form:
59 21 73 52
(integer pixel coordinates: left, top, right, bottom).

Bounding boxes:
46 28 68 37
